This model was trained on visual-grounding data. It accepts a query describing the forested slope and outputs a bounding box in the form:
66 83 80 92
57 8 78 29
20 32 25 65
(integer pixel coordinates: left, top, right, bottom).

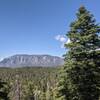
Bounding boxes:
0 67 59 99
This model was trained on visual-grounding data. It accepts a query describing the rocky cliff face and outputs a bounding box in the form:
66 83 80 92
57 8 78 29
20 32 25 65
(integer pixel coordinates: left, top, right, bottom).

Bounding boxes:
0 54 64 67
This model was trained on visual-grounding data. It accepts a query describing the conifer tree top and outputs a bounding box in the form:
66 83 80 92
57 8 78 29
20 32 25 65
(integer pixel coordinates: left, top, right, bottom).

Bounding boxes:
78 6 87 13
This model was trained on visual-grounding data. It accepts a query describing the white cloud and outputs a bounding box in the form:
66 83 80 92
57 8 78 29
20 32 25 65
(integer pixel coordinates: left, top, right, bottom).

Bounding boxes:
55 35 61 40
55 35 67 48
60 43 65 48
55 35 71 48
66 38 71 44
55 35 66 42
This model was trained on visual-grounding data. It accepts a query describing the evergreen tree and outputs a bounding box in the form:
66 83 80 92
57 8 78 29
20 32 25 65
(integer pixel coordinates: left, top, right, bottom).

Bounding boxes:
56 6 100 100
23 82 35 100
46 82 53 100
0 79 10 100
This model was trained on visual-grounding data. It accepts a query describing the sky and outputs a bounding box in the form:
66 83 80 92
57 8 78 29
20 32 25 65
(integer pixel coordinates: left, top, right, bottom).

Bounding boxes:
0 0 100 59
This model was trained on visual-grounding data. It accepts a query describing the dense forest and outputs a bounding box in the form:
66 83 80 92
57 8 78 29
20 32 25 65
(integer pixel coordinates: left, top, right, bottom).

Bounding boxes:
0 67 59 100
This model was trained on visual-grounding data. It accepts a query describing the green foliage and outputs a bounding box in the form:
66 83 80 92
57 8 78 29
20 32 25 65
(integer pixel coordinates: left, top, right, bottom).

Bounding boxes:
0 79 10 100
0 67 59 99
56 6 100 100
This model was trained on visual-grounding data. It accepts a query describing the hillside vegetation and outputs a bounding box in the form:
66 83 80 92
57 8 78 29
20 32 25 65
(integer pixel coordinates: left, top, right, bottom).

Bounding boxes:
0 67 59 100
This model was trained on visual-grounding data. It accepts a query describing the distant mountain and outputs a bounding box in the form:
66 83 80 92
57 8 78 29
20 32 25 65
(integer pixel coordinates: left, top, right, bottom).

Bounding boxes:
0 54 64 67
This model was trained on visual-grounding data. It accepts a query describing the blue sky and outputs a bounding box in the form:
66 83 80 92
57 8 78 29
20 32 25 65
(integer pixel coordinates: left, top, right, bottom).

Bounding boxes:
0 0 100 59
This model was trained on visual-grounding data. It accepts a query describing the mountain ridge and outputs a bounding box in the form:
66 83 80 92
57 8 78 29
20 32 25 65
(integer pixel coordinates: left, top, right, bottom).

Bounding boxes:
0 54 64 67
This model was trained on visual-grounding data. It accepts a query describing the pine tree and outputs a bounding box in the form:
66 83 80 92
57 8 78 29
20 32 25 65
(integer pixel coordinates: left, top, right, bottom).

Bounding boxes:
0 79 10 100
46 82 53 100
22 82 35 100
56 6 100 100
